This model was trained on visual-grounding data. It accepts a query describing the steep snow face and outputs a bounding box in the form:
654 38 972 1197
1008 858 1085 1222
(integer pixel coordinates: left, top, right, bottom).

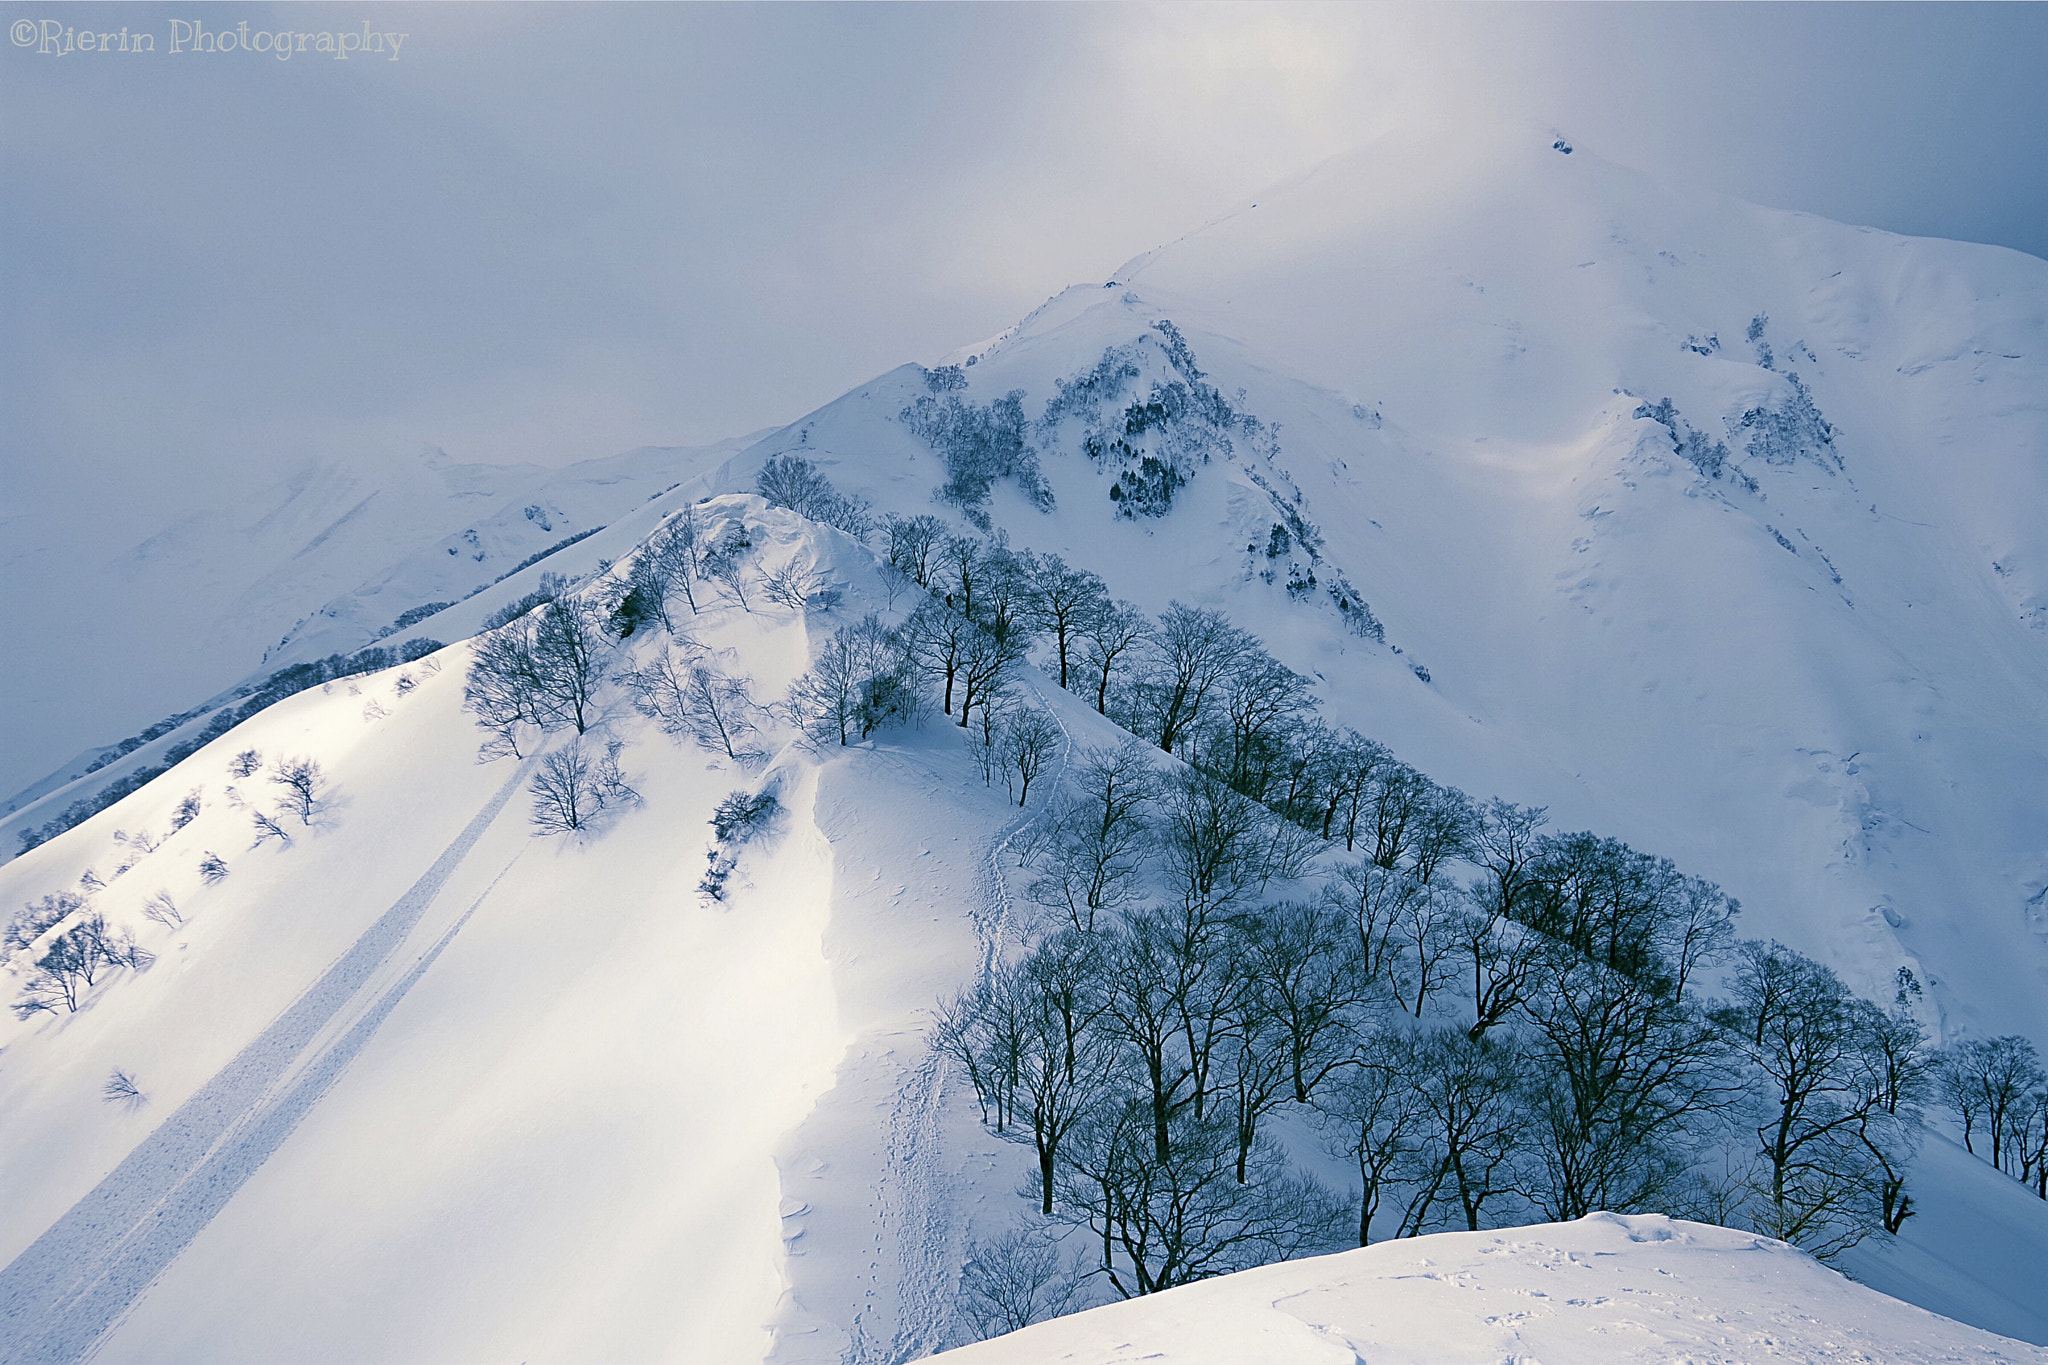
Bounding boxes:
734 123 2048 1052
931 1214 2047 1365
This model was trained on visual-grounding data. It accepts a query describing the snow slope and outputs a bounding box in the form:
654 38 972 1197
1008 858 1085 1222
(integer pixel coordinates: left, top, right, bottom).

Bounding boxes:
931 1213 2047 1365
0 498 870 1362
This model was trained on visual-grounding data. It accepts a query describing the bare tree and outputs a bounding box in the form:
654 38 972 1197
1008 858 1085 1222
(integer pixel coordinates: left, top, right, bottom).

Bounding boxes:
1158 767 1270 921
1075 598 1150 715
904 599 974 719
229 749 263 779
970 543 1036 646
956 619 1025 734
1095 907 1208 1162
4 893 81 961
627 650 762 761
934 977 1025 1136
1268 720 1342 832
1457 890 1545 1040
531 597 611 733
1314 1028 1432 1244
784 614 916 746
528 741 640 835
198 851 229 884
1386 880 1462 1020
1938 1035 2044 1172
1221 976 1295 1182
1401 1026 1525 1234
761 555 828 612
757 452 872 537
883 512 947 587
646 505 703 617
1234 899 1366 1104
937 534 988 618
1852 1006 1931 1231
249 809 293 847
1316 733 1398 851
700 522 757 610
1203 650 1313 803
464 595 613 754
1002 704 1062 807
14 914 153 1017
1138 604 1255 755
1022 553 1107 691
169 789 203 831
1027 742 1156 931
1362 761 1431 872
2014 1092 2048 1200
1468 798 1549 921
710 788 780 844
142 891 183 930
1712 941 1902 1258
1519 951 1735 1221
613 514 702 634
464 618 557 758
943 944 1113 1215
270 756 326 825
1051 1102 1342 1297
1322 861 1417 1003
1257 816 1325 888
956 1228 1082 1339
1406 783 1477 885
103 1070 146 1106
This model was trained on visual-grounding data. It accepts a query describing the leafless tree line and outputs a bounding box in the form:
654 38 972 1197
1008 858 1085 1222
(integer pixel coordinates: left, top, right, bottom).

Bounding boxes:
943 749 1936 1305
1938 1034 2048 1201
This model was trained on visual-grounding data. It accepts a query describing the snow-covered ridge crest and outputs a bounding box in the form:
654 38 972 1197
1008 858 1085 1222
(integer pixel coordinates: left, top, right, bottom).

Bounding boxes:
0 494 883 1362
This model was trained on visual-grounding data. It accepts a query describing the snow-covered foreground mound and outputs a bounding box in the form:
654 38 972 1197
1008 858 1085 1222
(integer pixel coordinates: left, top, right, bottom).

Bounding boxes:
935 1214 2046 1365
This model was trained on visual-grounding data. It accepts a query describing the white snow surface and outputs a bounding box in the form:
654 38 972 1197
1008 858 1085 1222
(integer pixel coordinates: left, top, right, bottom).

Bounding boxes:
932 1213 2047 1365
2 120 2047 1362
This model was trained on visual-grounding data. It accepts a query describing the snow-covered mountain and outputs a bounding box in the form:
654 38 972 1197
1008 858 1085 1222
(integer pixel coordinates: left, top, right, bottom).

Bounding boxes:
743 120 2048 1052
1 121 2044 1363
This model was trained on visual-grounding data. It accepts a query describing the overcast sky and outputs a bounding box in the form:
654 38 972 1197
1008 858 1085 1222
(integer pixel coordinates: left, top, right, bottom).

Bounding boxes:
5 1 2046 548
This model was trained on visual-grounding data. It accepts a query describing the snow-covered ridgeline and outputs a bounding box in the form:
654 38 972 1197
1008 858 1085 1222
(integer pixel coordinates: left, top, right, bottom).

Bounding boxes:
0 117 2045 1361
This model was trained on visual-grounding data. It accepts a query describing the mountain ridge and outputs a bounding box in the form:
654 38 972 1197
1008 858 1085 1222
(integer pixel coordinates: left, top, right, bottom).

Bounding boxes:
0 124 2044 1362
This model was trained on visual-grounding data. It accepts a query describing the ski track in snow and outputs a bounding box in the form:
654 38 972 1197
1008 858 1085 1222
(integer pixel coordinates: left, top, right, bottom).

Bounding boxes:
857 681 1076 1365
0 761 533 1365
